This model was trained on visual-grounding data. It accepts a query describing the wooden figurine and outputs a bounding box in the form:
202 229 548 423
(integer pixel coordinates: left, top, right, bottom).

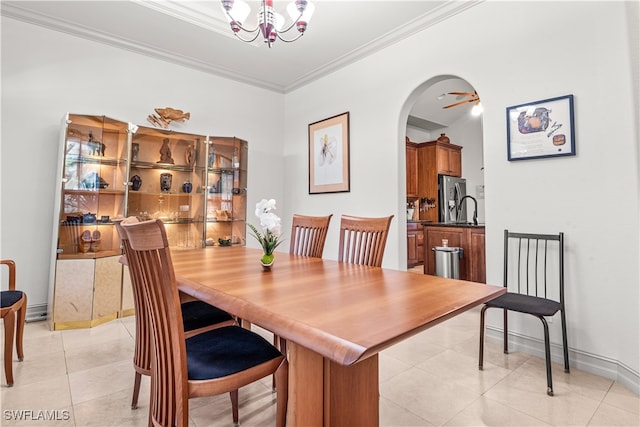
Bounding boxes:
147 107 191 129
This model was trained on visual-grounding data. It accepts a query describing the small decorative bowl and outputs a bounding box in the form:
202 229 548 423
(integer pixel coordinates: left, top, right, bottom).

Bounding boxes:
218 238 231 247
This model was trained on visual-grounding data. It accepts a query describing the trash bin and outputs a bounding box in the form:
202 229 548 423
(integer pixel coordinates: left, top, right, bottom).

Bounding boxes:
432 246 463 279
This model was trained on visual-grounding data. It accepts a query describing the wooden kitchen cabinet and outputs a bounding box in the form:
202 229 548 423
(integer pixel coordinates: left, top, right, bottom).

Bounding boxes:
406 141 418 197
407 222 424 268
467 227 486 283
423 225 485 283
436 143 462 177
416 140 463 222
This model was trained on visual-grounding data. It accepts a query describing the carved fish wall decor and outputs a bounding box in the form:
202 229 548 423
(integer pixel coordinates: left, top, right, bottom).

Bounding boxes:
147 107 191 128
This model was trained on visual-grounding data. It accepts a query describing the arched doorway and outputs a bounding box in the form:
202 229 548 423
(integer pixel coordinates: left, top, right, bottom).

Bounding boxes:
400 75 485 273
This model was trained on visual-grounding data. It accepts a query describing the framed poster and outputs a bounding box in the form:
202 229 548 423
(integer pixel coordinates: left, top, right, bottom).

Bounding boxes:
506 94 575 161
308 112 350 194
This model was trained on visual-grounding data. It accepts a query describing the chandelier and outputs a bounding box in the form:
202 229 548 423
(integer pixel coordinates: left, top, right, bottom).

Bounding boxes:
221 0 315 48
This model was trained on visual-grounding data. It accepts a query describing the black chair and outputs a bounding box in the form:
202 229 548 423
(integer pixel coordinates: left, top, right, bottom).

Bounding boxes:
479 230 569 396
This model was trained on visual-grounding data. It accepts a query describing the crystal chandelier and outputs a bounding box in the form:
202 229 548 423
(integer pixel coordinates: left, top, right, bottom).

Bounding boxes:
221 0 315 48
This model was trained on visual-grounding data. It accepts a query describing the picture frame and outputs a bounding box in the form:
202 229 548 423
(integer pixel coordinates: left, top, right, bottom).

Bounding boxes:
308 112 350 194
506 94 575 161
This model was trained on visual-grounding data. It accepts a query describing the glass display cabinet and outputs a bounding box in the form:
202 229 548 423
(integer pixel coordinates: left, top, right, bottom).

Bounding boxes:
50 114 132 330
49 114 248 330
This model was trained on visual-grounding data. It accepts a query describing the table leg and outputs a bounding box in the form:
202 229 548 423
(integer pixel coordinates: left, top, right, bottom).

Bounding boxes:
288 342 379 426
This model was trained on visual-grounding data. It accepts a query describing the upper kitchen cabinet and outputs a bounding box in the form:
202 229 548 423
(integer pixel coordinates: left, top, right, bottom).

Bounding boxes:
419 140 462 178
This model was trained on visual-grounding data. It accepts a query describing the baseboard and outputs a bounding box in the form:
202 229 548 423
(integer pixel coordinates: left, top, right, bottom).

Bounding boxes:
486 326 640 396
26 304 48 323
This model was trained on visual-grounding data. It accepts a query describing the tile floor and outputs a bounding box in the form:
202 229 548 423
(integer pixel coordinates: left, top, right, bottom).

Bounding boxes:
2 307 639 426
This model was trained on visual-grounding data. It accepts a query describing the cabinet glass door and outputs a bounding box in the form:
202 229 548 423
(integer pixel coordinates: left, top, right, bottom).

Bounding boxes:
57 114 130 259
205 137 247 246
129 126 206 248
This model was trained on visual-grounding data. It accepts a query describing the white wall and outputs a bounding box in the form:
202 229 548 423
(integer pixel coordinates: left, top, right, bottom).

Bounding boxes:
283 1 639 390
0 18 286 311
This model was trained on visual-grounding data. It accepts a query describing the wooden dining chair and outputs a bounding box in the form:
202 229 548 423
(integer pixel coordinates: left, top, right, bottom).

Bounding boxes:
114 219 236 412
338 215 394 267
1 260 27 387
289 214 333 257
479 230 569 396
120 218 288 427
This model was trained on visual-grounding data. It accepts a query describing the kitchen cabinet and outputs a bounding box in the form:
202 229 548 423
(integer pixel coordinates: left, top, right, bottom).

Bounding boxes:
49 113 248 330
407 222 424 268
405 141 418 198
416 140 463 222
436 143 462 177
423 225 485 283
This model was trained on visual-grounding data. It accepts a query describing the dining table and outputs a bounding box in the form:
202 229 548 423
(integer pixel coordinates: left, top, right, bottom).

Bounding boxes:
171 246 506 426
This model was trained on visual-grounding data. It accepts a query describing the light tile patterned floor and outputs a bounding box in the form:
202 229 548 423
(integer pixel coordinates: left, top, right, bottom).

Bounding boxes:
2 306 639 426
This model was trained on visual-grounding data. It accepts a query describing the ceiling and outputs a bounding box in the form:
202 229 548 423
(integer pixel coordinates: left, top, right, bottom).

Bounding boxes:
2 0 481 128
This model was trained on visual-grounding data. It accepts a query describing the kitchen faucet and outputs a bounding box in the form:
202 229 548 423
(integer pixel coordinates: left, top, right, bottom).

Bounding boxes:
458 195 478 225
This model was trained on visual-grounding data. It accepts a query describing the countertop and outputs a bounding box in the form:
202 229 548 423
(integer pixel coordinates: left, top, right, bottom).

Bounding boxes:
408 221 485 229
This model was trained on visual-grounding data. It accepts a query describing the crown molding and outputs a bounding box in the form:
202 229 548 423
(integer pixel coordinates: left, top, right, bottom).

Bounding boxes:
2 1 483 94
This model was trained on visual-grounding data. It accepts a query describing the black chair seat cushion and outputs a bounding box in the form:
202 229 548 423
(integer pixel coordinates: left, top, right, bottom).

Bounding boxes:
1 290 24 308
181 300 233 332
186 325 282 381
486 292 561 317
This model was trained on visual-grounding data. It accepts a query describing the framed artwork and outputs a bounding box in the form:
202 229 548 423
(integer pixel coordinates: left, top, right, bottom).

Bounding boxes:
506 94 575 161
308 112 350 194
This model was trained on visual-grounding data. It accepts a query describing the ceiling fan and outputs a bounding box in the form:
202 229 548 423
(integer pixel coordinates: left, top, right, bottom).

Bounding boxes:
442 91 480 109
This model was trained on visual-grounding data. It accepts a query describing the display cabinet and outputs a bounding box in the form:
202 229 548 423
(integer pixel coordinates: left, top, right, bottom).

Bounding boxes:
49 114 248 330
50 114 132 330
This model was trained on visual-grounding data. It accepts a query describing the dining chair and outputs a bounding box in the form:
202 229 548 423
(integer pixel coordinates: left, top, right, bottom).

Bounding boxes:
1 260 27 387
120 218 288 426
289 214 333 257
479 230 569 396
338 215 394 267
114 219 236 411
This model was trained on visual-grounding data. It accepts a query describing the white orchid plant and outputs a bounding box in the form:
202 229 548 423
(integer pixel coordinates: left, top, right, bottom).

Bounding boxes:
247 198 283 265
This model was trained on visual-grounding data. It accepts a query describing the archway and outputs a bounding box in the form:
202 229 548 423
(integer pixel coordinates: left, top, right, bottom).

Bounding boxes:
398 75 485 272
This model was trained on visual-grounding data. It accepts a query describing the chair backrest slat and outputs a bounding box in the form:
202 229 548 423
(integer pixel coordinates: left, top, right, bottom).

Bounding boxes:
338 215 393 267
289 214 332 258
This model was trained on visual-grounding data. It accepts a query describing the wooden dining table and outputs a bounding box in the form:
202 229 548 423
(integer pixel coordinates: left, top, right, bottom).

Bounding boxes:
171 246 505 426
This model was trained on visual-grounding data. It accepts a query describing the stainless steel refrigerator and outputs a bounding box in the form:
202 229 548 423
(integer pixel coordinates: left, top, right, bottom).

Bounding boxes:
438 174 467 223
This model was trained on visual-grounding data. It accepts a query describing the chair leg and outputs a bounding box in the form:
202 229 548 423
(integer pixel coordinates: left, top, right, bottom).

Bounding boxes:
560 309 570 373
131 372 142 409
275 359 289 427
16 296 26 361
503 309 509 354
540 316 554 396
479 305 488 370
229 390 239 424
3 308 16 386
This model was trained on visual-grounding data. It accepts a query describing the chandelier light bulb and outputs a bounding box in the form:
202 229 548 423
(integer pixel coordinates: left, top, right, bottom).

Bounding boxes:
221 0 314 47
